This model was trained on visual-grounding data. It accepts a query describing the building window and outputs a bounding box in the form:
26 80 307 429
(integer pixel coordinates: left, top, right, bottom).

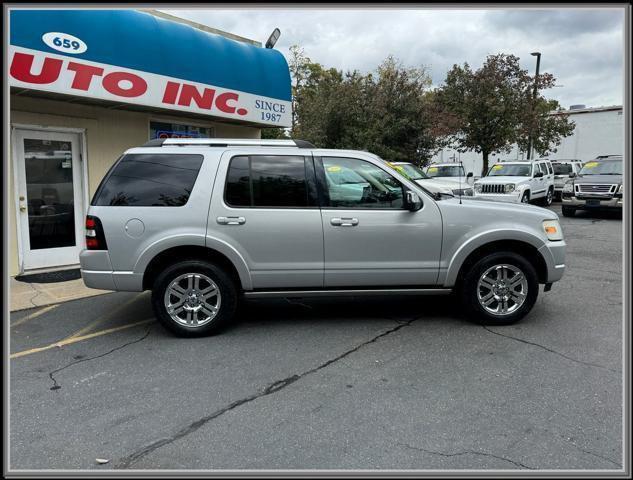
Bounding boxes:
149 121 213 139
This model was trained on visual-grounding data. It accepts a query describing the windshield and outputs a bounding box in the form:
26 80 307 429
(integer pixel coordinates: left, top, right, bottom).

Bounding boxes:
553 163 573 175
426 164 465 177
387 162 429 180
487 163 531 177
579 160 622 175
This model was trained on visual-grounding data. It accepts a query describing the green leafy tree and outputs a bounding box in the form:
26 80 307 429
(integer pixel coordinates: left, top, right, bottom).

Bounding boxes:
435 54 574 174
287 46 441 163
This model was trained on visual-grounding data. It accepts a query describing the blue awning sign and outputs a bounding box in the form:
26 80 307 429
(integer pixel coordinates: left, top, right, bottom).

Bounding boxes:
9 10 292 127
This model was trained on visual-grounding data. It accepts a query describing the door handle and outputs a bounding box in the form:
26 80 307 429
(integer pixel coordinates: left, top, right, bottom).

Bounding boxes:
217 216 246 225
331 217 359 227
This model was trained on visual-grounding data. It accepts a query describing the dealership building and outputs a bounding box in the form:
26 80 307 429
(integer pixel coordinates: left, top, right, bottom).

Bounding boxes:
8 9 292 276
431 104 624 176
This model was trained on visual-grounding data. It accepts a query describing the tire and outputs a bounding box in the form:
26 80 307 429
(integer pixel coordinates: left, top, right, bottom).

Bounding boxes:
520 191 530 204
542 188 554 206
459 252 539 326
151 260 238 337
562 206 576 217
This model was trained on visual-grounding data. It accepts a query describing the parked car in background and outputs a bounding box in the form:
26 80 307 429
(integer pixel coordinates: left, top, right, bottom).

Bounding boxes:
80 138 565 337
473 159 555 206
561 155 623 217
548 159 584 200
424 163 474 185
388 161 473 197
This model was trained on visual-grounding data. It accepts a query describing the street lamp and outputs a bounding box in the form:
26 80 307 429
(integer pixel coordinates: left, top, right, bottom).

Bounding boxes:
265 28 281 49
527 51 541 161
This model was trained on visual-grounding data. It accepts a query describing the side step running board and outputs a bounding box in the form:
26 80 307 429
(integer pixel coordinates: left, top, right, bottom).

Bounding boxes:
243 288 452 299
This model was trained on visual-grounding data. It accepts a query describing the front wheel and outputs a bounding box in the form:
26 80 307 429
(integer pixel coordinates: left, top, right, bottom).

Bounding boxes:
520 191 530 204
459 252 539 325
151 260 238 337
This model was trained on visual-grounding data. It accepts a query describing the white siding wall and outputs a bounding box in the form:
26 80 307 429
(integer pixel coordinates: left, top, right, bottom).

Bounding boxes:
430 107 624 176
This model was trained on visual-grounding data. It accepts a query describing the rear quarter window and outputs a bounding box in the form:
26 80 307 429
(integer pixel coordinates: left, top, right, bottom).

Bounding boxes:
92 153 203 206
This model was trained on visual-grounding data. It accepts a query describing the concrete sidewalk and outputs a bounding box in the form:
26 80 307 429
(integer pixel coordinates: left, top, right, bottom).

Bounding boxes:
10 276 111 312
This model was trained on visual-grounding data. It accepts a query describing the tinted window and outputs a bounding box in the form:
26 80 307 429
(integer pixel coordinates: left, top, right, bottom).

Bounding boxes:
92 154 203 206
488 164 531 176
225 155 309 207
322 157 405 209
553 163 573 174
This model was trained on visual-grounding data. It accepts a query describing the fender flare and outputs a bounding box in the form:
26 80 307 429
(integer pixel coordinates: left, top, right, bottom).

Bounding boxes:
134 233 253 290
443 228 546 287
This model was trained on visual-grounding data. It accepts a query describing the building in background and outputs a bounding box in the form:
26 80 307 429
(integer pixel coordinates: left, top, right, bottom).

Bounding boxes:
430 105 624 176
8 9 292 275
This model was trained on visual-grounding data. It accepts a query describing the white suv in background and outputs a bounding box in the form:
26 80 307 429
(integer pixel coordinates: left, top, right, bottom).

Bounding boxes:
549 159 584 200
473 159 555 206
424 162 474 185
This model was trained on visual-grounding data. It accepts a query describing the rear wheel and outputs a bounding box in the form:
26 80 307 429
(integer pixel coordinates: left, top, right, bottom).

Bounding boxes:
562 206 576 217
151 260 237 337
542 187 554 206
459 252 539 326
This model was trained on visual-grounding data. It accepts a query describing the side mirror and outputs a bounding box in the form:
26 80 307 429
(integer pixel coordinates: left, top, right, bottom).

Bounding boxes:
534 171 544 178
569 172 577 178
405 190 423 211
466 172 473 178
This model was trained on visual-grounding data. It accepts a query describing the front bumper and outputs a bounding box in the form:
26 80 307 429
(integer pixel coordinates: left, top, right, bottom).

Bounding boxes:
473 191 522 203
538 240 566 283
561 194 623 209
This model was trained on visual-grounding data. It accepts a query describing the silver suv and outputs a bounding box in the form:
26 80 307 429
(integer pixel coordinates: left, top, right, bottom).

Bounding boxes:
80 139 566 337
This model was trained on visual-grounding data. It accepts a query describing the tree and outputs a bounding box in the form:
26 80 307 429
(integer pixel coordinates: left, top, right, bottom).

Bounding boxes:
286 46 442 162
434 53 574 174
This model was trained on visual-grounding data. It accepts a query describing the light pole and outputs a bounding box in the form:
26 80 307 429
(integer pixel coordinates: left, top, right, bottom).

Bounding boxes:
526 51 541 161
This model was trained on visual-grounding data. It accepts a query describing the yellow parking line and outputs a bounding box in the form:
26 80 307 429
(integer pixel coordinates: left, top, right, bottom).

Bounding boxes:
64 293 147 340
11 304 59 327
10 318 155 360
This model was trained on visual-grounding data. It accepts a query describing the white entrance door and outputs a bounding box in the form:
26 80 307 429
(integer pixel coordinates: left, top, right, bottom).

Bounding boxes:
14 129 85 271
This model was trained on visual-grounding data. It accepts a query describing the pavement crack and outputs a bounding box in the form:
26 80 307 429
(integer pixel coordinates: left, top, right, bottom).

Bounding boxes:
481 326 618 374
48 327 152 391
117 318 417 468
566 441 622 468
397 442 533 469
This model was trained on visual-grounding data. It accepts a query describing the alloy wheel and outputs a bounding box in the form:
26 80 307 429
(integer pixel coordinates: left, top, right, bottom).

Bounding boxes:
164 273 221 327
477 264 528 316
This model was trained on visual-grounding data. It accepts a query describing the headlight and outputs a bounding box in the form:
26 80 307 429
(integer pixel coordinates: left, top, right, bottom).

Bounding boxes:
563 182 574 193
474 183 483 193
618 184 623 194
543 220 563 241
452 188 474 196
504 183 515 193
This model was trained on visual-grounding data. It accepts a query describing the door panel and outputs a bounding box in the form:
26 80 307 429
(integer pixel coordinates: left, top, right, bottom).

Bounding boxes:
317 156 442 287
210 151 324 289
14 129 84 270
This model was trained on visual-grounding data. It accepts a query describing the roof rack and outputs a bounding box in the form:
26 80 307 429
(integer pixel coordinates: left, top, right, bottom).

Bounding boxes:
141 138 316 148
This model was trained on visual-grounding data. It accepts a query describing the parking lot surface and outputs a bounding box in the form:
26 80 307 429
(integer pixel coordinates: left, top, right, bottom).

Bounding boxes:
9 204 623 471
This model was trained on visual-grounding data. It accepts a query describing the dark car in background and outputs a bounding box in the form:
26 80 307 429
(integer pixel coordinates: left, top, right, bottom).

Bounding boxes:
561 155 623 216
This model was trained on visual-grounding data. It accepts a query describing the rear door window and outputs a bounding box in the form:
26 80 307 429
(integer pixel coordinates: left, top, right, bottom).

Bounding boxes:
92 153 203 206
224 155 314 208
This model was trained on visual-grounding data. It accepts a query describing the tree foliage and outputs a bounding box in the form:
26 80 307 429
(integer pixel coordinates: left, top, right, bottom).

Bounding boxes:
434 53 574 174
288 46 440 163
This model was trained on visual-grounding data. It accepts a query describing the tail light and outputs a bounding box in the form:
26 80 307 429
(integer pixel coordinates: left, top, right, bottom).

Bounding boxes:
85 215 108 250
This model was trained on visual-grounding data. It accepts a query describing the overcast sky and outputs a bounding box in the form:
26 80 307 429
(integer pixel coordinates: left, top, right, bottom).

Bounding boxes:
162 7 625 109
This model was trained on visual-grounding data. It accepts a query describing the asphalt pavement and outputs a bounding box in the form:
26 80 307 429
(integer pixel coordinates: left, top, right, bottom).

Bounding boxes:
8 203 624 471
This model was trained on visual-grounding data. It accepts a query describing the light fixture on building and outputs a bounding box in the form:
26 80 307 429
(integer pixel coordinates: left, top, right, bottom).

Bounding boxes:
265 28 281 49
